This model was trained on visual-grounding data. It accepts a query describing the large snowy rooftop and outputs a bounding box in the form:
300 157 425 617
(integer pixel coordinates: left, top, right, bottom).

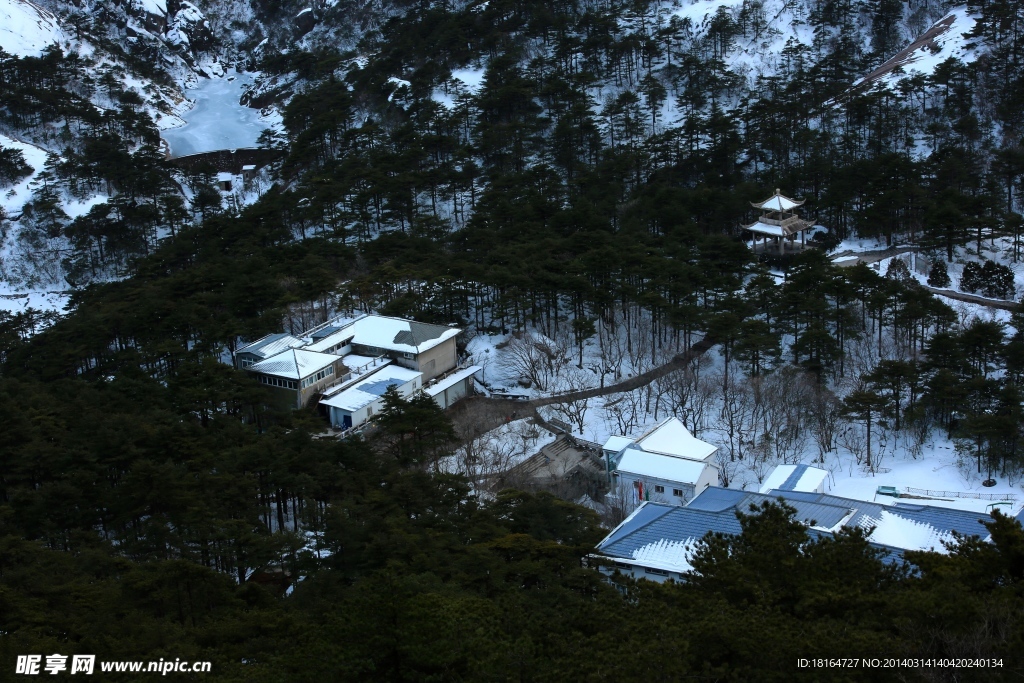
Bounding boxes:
250 349 340 379
596 487 998 576
634 417 717 462
306 314 460 355
319 365 421 413
238 332 305 359
615 445 710 485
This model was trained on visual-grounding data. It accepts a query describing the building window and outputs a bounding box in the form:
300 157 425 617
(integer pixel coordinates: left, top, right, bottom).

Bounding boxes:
367 406 374 417
654 485 665 494
402 352 414 359
240 358 253 368
301 366 334 388
645 567 668 576
673 488 683 497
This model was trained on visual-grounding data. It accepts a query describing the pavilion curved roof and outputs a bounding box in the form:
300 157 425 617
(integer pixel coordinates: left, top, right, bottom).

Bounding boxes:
751 190 804 212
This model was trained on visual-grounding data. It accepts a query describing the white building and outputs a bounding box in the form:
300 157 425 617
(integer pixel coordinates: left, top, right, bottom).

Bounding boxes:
759 463 829 495
603 417 719 509
320 364 423 430
235 314 479 421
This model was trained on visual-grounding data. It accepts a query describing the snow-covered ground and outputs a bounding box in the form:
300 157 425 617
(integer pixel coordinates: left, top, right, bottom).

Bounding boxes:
854 7 978 90
825 435 1022 515
0 0 64 57
431 66 486 109
0 132 47 219
0 287 68 315
162 71 281 156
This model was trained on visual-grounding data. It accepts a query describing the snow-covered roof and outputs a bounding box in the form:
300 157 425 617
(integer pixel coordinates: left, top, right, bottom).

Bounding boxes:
603 435 634 454
615 446 711 485
250 349 340 379
760 464 828 494
634 417 717 461
321 357 392 399
320 365 422 413
744 221 787 237
217 172 234 182
424 366 481 396
630 538 700 573
305 315 460 355
340 354 384 373
238 333 305 359
752 190 804 212
863 510 951 552
303 328 355 353
595 487 997 575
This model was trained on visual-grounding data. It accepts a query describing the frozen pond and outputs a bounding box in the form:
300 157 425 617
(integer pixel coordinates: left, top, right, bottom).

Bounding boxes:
162 72 268 157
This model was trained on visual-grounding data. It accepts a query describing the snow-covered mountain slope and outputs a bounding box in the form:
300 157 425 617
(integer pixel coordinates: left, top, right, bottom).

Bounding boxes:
0 0 64 57
0 133 48 220
855 7 978 90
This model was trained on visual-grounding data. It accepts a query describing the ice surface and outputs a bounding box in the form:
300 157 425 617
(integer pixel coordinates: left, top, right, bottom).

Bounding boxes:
161 71 275 157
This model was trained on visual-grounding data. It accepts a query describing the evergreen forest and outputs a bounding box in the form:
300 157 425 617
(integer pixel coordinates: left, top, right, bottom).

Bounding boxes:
2 0 1024 677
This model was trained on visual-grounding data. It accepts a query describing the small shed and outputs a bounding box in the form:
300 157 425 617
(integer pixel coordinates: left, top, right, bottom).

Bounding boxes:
320 365 422 430
424 365 480 409
217 171 234 191
759 463 829 494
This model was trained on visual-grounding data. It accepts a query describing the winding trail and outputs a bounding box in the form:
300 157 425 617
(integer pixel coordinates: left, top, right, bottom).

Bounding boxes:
449 334 718 439
529 334 717 408
921 286 1018 311
831 245 918 267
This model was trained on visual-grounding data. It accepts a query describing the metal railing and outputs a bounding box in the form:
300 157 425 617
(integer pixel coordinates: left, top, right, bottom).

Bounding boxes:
904 487 1017 502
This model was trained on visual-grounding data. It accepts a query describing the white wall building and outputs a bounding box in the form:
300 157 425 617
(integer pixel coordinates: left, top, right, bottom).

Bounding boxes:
603 417 719 509
320 364 423 430
759 463 829 495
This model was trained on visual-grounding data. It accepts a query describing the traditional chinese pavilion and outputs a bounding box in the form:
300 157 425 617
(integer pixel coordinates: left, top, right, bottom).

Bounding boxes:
744 189 813 253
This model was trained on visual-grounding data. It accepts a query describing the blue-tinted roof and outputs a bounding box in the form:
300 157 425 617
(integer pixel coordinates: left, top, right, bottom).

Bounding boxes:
686 486 748 511
779 463 811 490
596 488 998 572
887 502 991 537
597 505 742 560
599 503 677 549
310 325 341 340
358 378 404 397
241 332 288 352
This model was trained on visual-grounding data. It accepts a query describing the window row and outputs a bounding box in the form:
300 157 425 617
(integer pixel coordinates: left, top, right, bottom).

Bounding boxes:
260 376 297 390
651 485 686 498
302 366 334 388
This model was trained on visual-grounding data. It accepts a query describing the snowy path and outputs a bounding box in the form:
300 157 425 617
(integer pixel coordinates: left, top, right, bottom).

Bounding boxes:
531 334 717 408
831 245 917 266
450 334 719 440
921 285 1018 311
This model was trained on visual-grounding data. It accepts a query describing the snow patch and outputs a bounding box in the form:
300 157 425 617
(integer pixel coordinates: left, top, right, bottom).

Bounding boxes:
631 537 699 573
0 0 64 57
863 510 952 552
